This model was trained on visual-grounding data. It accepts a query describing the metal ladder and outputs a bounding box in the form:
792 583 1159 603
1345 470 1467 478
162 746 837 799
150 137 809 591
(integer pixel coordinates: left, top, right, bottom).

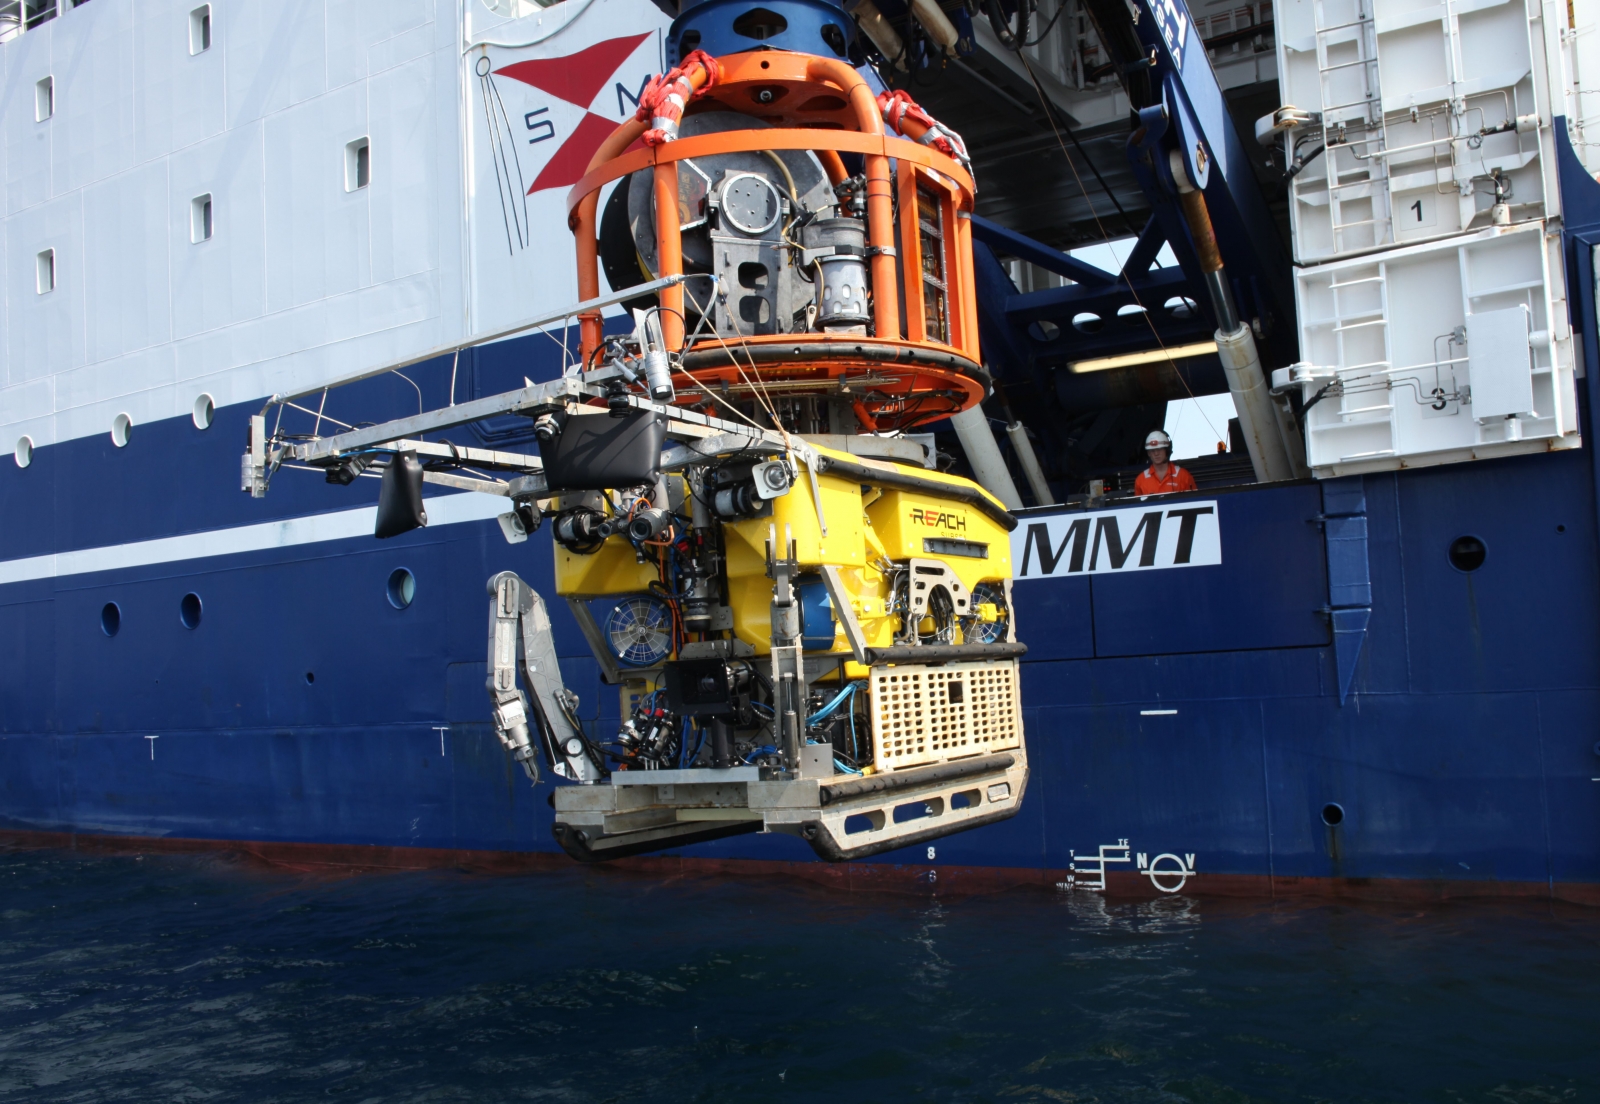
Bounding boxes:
1312 0 1393 253
1304 264 1398 461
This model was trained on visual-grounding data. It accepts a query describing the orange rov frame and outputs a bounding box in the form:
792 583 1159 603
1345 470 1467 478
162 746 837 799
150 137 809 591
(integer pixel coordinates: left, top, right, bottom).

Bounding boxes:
564 50 985 432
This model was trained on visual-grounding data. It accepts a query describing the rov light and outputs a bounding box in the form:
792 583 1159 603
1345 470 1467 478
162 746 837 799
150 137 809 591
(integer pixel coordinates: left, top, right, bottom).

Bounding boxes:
627 508 673 543
712 482 762 520
1068 340 1219 374
553 507 612 554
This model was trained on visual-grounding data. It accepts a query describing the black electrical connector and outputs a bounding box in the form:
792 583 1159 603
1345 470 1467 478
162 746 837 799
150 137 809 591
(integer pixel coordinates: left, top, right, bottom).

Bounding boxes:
324 453 371 485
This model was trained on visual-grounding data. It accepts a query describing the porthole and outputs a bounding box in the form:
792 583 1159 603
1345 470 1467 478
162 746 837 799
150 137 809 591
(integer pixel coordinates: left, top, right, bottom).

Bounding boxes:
111 413 132 448
1448 535 1486 573
179 592 203 629
101 602 121 638
1321 802 1345 826
1027 320 1061 342
1164 295 1198 320
14 436 33 468
1071 312 1103 334
192 393 214 430
387 567 416 610
1117 303 1149 324
305 671 316 684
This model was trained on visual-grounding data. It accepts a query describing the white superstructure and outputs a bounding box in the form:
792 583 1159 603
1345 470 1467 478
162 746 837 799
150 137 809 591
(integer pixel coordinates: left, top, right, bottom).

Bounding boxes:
0 0 670 462
1270 0 1597 476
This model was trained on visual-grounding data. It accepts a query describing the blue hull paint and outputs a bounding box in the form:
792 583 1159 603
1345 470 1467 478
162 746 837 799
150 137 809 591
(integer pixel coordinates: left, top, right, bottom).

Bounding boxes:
3 362 1600 892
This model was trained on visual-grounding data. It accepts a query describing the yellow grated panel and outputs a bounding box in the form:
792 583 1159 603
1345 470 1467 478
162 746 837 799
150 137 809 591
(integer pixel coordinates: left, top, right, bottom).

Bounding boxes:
867 658 1022 771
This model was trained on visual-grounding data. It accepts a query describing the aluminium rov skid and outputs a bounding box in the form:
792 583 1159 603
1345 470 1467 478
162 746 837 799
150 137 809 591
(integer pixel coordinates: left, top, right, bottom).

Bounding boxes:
550 751 1030 863
493 567 1030 863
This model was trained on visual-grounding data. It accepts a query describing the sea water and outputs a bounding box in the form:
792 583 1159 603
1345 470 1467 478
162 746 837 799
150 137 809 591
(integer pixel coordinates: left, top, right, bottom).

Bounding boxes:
0 847 1594 1102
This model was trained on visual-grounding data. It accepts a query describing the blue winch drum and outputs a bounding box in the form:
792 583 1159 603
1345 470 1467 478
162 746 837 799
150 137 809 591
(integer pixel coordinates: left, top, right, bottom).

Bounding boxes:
667 0 856 66
796 578 837 652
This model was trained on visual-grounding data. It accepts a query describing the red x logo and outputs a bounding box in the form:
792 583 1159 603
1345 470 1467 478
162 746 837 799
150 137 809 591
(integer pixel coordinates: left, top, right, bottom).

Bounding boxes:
494 33 653 193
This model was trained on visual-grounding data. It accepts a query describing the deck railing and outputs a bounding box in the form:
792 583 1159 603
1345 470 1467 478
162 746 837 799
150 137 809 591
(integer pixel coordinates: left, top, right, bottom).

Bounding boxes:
0 0 92 45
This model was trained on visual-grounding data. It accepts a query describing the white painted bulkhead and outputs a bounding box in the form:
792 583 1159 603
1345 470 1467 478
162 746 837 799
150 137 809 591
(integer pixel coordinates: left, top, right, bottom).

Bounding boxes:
0 0 671 458
1270 0 1595 476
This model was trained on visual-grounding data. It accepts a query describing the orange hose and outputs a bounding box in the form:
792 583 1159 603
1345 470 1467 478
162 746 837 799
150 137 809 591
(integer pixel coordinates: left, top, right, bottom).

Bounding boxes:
575 119 649 363
817 148 848 186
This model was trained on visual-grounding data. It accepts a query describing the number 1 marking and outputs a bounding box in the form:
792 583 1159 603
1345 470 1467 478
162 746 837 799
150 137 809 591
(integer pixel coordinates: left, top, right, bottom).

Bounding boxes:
1411 199 1423 222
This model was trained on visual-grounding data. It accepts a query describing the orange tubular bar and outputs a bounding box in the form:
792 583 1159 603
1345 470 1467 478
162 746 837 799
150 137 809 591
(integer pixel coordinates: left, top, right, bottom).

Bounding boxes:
565 131 971 218
575 118 648 362
805 56 898 341
566 50 982 427
955 212 979 362
638 51 720 146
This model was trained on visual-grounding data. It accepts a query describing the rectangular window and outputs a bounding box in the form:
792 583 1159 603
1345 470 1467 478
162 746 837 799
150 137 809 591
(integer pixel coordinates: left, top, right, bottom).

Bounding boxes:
189 5 210 54
916 186 949 344
36 249 55 294
24 1 58 31
190 194 213 242
345 137 370 192
34 76 53 122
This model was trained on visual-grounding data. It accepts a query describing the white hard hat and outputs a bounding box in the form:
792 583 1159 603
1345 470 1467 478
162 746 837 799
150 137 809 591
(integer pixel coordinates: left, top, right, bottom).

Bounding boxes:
1144 429 1173 451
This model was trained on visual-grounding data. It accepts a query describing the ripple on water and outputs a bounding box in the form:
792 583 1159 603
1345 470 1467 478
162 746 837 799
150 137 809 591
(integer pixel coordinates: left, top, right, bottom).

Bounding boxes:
0 849 1594 1103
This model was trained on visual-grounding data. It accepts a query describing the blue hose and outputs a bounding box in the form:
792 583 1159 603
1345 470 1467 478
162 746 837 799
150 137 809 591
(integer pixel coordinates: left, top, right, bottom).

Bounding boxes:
806 681 864 725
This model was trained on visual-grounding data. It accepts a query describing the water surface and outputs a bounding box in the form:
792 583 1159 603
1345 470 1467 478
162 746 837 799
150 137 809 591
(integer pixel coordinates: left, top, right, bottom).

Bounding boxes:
0 848 1594 1102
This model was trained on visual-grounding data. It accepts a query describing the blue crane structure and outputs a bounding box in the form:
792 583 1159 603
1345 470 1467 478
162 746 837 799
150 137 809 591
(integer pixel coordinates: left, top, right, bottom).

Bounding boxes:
965 0 1296 407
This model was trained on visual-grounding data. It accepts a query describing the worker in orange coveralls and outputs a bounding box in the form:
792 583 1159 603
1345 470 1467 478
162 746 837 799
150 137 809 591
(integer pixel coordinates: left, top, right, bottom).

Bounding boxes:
1133 429 1197 496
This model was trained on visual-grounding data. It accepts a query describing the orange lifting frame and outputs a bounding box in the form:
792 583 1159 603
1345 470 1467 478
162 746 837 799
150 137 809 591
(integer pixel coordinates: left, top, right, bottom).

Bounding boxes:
565 51 978 370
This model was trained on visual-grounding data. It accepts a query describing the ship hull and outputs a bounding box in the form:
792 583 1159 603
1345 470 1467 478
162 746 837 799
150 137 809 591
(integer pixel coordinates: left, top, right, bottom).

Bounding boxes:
4 381 1597 903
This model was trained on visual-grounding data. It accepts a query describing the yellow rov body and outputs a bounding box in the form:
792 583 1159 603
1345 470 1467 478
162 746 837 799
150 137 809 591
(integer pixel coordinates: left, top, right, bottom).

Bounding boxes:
242 353 1031 863
546 439 1029 863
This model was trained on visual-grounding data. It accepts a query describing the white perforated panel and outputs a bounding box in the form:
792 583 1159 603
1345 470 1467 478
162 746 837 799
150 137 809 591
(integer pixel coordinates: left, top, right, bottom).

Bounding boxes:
868 659 1022 772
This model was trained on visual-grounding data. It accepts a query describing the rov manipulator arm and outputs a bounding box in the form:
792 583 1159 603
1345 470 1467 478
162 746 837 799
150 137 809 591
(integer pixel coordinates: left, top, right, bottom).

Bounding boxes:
487 571 605 786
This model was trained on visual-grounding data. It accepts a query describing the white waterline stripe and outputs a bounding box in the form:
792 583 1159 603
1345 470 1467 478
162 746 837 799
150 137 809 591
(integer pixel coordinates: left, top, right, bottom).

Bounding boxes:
0 493 509 586
1139 709 1179 716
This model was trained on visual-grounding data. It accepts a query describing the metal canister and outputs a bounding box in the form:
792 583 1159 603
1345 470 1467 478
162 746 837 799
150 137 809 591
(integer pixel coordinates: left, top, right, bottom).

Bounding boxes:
803 217 870 329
